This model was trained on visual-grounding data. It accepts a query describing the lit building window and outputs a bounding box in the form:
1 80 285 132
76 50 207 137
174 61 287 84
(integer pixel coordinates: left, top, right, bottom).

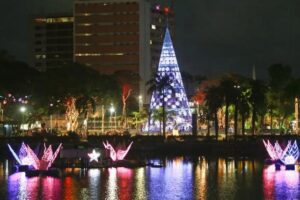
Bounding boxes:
151 24 156 30
75 53 124 56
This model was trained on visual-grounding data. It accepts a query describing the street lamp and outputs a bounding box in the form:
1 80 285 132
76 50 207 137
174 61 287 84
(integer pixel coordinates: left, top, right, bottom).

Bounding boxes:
138 95 143 112
20 106 26 127
109 105 116 130
20 106 26 113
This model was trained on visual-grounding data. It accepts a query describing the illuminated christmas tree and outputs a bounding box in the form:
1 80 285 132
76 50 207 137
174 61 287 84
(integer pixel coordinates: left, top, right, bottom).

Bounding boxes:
147 28 192 132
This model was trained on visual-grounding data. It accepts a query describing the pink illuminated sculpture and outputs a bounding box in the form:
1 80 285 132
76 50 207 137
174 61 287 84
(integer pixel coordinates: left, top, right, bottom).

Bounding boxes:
24 143 62 170
263 140 278 160
263 140 283 161
263 140 299 165
103 141 133 161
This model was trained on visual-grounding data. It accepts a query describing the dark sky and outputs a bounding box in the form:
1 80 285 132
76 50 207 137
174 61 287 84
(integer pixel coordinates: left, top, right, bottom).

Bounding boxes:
0 0 300 79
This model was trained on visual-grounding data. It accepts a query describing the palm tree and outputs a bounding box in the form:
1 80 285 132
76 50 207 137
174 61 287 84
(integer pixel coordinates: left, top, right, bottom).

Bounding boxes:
249 80 266 136
238 88 251 136
147 74 174 138
75 95 96 136
205 86 223 140
219 77 236 140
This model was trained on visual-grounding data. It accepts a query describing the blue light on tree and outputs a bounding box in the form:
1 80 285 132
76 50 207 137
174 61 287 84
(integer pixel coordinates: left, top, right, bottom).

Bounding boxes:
146 28 192 133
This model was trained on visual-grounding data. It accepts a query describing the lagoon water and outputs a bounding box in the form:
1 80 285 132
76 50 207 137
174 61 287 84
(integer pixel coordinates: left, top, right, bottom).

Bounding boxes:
0 157 299 200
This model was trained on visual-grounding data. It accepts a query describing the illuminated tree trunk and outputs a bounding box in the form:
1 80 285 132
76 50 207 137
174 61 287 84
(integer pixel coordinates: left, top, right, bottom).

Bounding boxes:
214 111 219 140
225 99 229 140
65 97 79 132
101 105 105 134
251 105 256 136
234 103 238 140
162 89 166 138
122 85 132 128
270 109 273 134
296 97 299 134
241 114 245 136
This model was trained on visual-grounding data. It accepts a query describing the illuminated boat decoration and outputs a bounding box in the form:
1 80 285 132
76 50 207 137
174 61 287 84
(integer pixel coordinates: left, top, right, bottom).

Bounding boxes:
103 141 133 161
280 141 299 165
274 141 283 160
263 140 279 161
7 142 33 166
26 143 62 170
263 140 299 167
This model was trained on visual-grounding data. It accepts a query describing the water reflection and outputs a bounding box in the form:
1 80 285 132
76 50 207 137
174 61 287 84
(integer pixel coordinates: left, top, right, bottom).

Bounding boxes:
8 172 61 200
263 165 300 199
1 158 300 199
147 157 194 200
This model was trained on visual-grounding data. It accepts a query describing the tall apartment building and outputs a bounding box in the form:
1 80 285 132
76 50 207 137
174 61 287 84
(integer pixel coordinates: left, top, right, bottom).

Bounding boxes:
74 0 174 103
29 15 74 71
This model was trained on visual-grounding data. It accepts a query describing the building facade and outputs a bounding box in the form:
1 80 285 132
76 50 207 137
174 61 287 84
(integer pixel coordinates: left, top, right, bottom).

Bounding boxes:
74 0 174 103
30 15 73 71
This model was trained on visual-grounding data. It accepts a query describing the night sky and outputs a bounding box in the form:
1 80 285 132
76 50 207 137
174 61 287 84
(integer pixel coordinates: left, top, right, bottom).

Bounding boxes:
0 0 300 79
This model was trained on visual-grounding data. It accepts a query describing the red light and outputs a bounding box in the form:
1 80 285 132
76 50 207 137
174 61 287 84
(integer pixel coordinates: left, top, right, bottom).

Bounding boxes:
164 7 170 14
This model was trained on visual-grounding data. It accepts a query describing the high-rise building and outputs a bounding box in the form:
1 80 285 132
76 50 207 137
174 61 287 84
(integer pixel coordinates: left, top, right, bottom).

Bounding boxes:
29 15 73 71
74 0 174 103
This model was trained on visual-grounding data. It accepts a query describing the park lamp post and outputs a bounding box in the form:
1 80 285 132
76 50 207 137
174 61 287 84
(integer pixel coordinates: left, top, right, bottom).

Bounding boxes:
20 106 26 122
138 95 143 112
20 106 26 133
109 105 116 131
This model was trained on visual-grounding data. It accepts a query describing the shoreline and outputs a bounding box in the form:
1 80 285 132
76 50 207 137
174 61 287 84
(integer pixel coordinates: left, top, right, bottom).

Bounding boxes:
1 135 299 159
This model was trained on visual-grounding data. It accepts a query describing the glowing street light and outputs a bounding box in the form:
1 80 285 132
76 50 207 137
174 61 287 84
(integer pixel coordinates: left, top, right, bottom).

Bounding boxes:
20 106 26 113
109 105 116 130
109 106 115 114
20 106 26 124
138 95 143 112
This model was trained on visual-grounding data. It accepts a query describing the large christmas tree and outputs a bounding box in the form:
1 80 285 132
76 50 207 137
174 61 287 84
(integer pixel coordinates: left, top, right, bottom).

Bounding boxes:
147 28 192 133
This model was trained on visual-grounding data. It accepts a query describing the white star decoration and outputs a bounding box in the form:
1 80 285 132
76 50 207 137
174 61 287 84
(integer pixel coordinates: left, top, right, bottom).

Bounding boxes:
88 149 100 162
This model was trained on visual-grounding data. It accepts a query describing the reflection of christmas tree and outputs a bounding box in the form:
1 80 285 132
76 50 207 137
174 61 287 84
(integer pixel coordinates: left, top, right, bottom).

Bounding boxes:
147 28 192 132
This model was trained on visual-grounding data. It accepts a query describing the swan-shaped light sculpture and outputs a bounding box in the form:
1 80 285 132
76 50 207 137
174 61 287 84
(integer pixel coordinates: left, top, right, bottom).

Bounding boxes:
263 140 299 165
103 141 133 161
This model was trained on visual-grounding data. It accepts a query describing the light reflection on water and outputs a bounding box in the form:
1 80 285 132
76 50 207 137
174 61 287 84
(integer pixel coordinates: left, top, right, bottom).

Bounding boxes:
1 157 300 199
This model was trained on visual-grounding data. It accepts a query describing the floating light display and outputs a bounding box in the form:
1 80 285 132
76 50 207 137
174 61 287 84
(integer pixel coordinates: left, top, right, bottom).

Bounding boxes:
146 28 192 132
20 143 63 170
88 149 100 162
103 141 133 161
263 140 299 165
263 140 278 161
7 142 33 166
280 141 299 165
